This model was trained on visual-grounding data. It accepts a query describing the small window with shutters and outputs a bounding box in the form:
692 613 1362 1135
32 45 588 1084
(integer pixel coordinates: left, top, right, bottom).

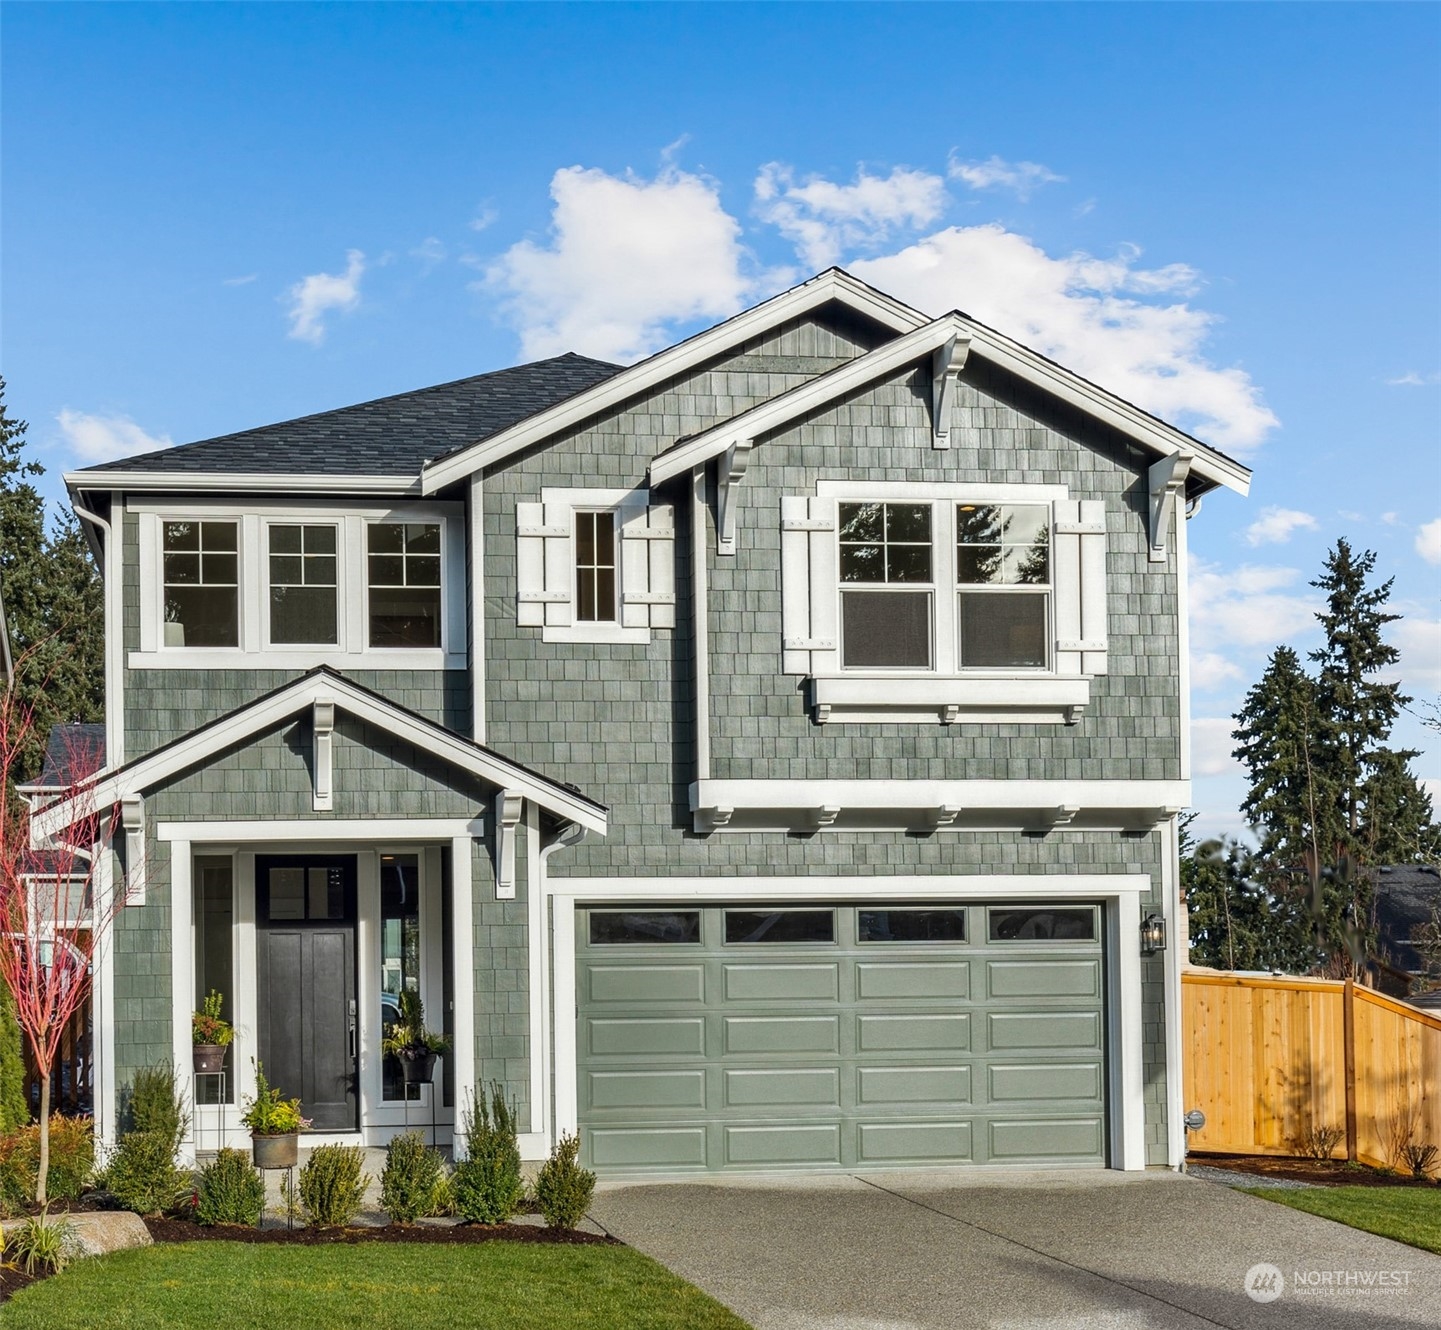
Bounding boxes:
781 484 1107 725
516 487 675 643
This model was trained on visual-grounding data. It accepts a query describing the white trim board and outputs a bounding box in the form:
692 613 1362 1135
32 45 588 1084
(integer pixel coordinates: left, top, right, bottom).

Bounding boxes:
420 270 925 492
34 669 607 838
68 472 421 496
545 873 1149 900
156 819 485 843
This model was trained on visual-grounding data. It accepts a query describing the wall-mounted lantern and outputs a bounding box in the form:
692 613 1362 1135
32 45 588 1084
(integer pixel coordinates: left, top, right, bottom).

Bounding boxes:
1140 913 1167 955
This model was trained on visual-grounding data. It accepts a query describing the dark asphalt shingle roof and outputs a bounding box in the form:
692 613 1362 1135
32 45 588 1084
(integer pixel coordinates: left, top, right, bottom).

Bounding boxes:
81 353 622 478
36 723 107 787
1373 864 1441 972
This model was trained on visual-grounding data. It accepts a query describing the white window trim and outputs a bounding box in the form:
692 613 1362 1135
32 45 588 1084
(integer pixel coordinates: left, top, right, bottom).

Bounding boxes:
792 482 1096 725
129 498 466 670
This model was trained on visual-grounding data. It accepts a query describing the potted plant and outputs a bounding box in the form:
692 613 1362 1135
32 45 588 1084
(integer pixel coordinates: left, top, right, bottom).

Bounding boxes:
191 989 234 1074
241 1062 309 1168
381 990 451 1085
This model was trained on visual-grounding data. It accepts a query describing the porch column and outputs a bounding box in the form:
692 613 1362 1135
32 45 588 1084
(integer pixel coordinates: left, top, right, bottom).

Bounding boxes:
450 835 476 1157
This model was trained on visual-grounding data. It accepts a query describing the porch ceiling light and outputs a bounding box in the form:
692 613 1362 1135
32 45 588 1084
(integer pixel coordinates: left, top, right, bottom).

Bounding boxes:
1140 913 1166 955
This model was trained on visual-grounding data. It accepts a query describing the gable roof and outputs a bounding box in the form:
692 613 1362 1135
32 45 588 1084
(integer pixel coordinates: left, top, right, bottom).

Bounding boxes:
419 269 923 492
1373 864 1441 972
24 723 107 791
66 353 621 492
30 666 607 838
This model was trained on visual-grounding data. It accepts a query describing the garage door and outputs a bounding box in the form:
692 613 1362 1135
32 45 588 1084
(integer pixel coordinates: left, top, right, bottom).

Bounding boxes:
575 902 1106 1172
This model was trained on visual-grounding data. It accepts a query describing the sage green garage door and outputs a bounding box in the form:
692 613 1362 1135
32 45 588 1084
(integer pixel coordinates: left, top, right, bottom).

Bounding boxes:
576 902 1107 1172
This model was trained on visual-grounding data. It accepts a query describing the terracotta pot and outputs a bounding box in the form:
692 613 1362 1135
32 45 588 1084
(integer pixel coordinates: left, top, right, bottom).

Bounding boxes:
252 1132 299 1169
397 1050 437 1085
193 1045 226 1075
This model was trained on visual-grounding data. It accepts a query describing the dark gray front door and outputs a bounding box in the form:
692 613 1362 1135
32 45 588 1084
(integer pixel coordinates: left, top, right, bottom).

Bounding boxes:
256 856 358 1131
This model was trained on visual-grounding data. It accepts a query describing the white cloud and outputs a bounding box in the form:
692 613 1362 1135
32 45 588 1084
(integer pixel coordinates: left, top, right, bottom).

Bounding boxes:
851 225 1277 452
948 153 1065 200
1191 651 1244 691
56 408 173 463
1416 518 1441 566
411 238 446 273
1387 370 1441 386
754 163 948 270
222 273 258 287
1192 717 1242 777
1188 557 1319 651
469 204 498 233
1395 616 1441 691
485 165 752 363
1244 506 1319 546
285 249 365 345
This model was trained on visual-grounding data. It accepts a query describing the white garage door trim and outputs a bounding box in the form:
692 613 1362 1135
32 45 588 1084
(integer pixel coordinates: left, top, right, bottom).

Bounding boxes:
546 875 1149 1171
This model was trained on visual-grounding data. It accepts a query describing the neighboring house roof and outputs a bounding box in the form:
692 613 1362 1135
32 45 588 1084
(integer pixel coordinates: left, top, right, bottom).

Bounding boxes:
29 722 108 789
1372 864 1441 973
69 352 621 484
30 666 607 838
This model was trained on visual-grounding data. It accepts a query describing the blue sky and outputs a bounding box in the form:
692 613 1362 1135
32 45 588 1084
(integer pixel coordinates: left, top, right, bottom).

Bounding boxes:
4 2 1438 835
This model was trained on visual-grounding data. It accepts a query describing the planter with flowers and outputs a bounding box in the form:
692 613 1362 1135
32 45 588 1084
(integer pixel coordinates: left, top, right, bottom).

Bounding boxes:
241 1063 310 1168
381 990 451 1086
192 989 234 1074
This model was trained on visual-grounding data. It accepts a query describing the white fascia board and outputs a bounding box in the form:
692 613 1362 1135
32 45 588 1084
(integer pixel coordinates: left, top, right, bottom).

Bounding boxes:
34 672 607 838
420 270 927 494
961 326 1251 498
548 874 1149 901
650 315 969 486
66 472 421 496
155 818 486 843
692 778 1190 813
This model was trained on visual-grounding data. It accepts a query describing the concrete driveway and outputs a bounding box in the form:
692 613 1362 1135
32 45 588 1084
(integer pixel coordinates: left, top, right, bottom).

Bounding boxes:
588 1170 1441 1329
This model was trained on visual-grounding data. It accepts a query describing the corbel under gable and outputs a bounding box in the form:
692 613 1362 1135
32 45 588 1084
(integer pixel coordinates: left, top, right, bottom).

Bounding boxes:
931 334 972 449
312 699 336 812
715 439 753 556
1148 451 1194 563
494 789 523 899
120 793 146 905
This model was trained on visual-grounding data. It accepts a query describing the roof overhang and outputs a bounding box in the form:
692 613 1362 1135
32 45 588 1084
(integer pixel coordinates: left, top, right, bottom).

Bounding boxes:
419 269 926 492
31 666 607 839
65 472 422 498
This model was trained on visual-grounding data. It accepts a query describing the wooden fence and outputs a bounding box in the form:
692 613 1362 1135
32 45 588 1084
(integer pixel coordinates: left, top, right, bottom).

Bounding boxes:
1182 970 1441 1166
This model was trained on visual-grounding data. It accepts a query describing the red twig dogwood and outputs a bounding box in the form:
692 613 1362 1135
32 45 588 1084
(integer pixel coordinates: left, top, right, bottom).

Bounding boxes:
0 647 122 1205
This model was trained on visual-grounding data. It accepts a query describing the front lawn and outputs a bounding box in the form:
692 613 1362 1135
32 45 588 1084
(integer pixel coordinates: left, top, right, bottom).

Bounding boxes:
1241 1186 1441 1255
1 1240 752 1330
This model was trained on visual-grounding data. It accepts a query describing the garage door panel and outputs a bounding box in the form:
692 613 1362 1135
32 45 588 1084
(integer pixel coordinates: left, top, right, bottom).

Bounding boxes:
857 961 969 1000
989 1117 1105 1160
988 1062 1102 1103
986 960 1100 1000
589 964 706 1005
723 963 839 1003
858 1013 971 1053
858 1064 973 1106
588 1016 706 1057
857 1121 973 1164
589 1126 708 1169
724 1067 840 1108
586 1069 707 1111
724 1015 838 1055
988 1011 1101 1051
725 1123 841 1166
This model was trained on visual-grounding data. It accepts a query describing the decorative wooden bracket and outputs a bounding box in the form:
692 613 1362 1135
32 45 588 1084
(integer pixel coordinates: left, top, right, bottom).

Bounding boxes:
813 805 842 829
1040 804 1081 831
1130 805 1186 832
312 699 335 812
932 804 963 829
931 334 972 449
701 806 734 832
1148 450 1194 563
494 790 523 900
716 438 754 555
120 793 146 905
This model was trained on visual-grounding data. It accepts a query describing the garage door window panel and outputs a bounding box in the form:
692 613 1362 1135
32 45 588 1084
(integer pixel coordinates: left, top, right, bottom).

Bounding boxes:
987 907 1098 941
589 911 702 945
858 908 968 943
724 910 835 945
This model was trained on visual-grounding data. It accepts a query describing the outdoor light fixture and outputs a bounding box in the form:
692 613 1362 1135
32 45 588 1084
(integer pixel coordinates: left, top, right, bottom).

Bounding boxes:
1140 913 1167 954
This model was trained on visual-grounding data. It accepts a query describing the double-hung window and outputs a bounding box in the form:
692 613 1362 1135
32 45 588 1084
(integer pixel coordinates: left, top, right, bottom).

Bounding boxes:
268 524 339 646
839 502 934 669
367 522 442 648
163 520 238 648
954 503 1050 669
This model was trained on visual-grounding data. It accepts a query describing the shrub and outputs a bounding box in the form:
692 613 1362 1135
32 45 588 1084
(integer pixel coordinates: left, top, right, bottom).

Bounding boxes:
1296 1123 1345 1161
0 988 29 1134
297 1144 368 1227
195 1148 265 1226
1401 1141 1439 1180
0 1115 96 1211
105 1130 189 1216
533 1131 595 1230
123 1063 188 1151
6 1212 75 1275
379 1131 446 1224
451 1083 524 1224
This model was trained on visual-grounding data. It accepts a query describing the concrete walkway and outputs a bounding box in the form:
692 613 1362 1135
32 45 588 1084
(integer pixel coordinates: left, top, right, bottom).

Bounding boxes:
588 1170 1441 1329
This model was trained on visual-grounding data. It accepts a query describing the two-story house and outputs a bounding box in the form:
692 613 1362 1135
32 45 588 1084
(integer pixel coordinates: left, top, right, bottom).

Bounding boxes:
40 269 1249 1174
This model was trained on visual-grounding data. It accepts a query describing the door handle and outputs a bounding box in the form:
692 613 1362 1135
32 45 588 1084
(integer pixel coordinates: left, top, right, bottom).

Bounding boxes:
348 999 357 1059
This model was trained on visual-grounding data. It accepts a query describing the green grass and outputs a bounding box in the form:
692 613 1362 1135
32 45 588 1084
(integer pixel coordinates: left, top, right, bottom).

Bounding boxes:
2 1241 753 1330
1240 1186 1441 1255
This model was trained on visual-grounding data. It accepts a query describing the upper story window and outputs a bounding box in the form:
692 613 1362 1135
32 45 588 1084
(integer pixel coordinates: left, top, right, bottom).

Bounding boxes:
269 524 338 646
133 501 464 669
367 522 442 648
781 484 1107 725
574 510 618 623
163 520 238 648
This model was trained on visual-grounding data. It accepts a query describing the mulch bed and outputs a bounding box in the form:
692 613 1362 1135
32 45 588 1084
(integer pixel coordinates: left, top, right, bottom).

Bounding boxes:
144 1216 617 1246
1189 1152 1440 1188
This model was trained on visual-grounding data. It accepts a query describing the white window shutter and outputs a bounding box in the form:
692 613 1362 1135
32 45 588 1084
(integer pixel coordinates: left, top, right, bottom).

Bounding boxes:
807 497 839 673
646 503 676 629
1051 499 1084 676
542 501 573 627
515 501 547 627
1077 498 1109 675
780 495 838 674
619 501 650 628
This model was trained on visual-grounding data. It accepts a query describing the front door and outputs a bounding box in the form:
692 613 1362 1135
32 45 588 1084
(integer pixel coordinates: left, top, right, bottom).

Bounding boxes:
256 856 358 1131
